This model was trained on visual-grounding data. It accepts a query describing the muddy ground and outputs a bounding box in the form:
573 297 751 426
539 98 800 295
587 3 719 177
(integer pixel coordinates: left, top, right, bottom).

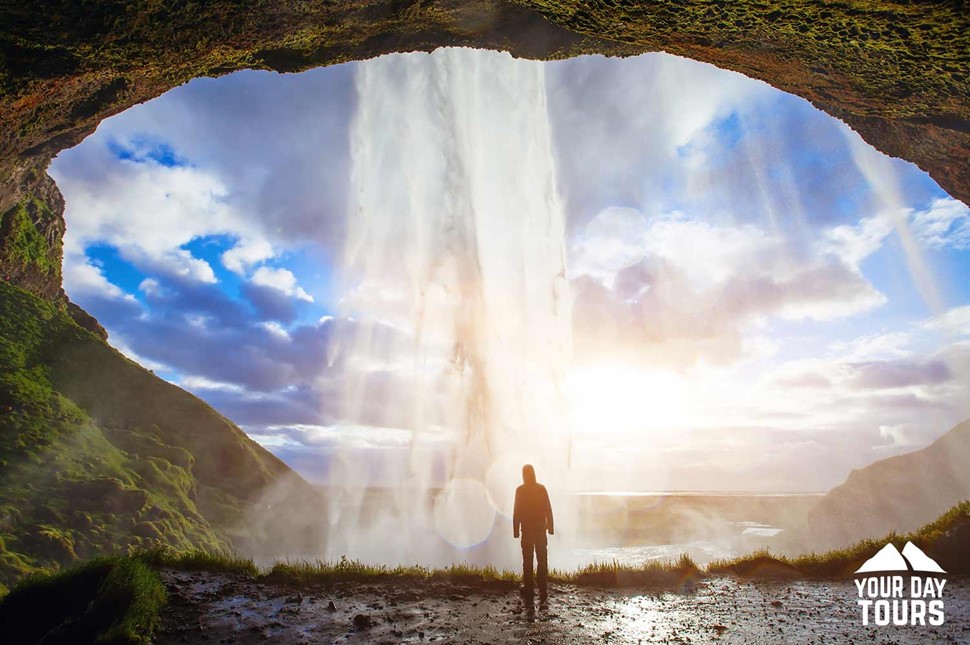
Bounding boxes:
156 570 970 644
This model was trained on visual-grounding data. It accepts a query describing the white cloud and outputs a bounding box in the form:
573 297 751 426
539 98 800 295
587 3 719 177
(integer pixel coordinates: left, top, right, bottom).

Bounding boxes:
52 154 239 284
911 198 970 250
831 332 913 361
261 423 452 450
251 266 314 302
62 257 135 301
222 238 275 274
152 248 217 283
179 375 246 393
823 212 895 265
138 277 161 296
260 320 291 340
570 207 887 367
923 305 970 338
185 313 210 329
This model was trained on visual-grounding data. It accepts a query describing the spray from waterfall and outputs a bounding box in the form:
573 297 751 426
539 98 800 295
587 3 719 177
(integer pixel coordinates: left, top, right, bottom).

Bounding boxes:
327 48 573 566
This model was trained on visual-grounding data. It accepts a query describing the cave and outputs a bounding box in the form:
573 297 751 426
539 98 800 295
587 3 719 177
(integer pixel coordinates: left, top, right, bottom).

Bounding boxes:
0 0 968 633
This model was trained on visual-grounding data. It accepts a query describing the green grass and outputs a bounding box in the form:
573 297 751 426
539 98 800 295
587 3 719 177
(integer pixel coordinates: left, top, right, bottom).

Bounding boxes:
264 555 700 588
710 499 970 578
0 555 165 645
126 501 969 588
1 500 964 644
556 553 702 588
264 556 518 587
0 196 60 283
138 546 259 577
131 549 701 590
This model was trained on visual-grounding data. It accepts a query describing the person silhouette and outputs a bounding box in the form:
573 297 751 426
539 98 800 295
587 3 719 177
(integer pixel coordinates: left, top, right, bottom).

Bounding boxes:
512 464 554 601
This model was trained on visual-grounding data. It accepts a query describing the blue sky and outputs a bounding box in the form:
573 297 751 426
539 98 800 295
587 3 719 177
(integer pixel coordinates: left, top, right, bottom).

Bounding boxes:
50 50 970 492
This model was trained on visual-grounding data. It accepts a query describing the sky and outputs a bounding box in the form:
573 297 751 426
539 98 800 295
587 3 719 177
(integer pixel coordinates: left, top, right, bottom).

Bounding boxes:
49 49 970 493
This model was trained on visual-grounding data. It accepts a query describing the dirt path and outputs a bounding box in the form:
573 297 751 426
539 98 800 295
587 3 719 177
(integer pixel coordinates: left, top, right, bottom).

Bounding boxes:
156 570 970 644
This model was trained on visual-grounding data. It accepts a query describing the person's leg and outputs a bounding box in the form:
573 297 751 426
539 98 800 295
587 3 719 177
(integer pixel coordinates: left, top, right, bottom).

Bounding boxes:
536 535 548 599
521 538 535 594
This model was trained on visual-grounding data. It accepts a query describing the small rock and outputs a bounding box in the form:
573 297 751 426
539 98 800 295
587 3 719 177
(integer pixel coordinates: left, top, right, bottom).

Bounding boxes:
353 614 372 629
286 592 303 604
770 600 783 608
327 600 337 611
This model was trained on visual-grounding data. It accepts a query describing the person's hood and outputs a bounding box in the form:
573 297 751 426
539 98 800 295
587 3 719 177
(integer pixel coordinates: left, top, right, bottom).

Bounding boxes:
522 464 536 484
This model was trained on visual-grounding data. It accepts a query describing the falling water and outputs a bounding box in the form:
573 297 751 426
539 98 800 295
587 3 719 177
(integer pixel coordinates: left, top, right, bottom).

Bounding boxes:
328 48 572 566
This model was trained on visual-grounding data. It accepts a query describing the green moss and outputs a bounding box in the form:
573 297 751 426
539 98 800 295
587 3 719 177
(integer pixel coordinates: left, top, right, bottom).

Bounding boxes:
0 556 165 645
0 280 309 589
514 0 967 118
0 282 225 587
0 197 58 277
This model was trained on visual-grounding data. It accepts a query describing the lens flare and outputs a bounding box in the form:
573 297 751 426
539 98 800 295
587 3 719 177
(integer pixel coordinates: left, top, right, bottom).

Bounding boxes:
433 478 495 549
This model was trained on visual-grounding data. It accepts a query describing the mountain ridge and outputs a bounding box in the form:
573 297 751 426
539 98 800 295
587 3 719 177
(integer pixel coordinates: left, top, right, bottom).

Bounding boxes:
807 418 970 550
0 279 323 592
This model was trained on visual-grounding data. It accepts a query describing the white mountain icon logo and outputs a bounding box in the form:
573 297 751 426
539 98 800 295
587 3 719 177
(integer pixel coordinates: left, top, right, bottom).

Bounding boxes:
854 541 946 574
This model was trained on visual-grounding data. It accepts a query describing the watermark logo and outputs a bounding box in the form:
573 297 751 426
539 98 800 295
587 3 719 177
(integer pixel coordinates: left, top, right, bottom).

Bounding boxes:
853 541 946 626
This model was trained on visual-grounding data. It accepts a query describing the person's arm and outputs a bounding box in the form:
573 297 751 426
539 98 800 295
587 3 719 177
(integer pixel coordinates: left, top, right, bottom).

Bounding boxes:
512 487 521 538
544 487 554 535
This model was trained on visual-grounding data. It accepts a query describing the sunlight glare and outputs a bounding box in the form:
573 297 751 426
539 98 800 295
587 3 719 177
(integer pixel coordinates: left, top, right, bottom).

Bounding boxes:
566 364 696 438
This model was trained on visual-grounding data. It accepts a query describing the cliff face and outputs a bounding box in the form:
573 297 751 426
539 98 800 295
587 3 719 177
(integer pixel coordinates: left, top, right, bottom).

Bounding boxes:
0 280 325 591
0 169 63 302
807 419 970 550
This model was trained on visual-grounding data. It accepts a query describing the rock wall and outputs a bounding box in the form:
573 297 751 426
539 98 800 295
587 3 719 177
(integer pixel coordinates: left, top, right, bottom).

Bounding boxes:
0 166 64 302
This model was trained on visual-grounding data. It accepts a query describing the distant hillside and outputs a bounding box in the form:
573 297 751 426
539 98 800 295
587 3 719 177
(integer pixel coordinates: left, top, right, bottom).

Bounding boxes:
807 419 970 550
0 280 324 592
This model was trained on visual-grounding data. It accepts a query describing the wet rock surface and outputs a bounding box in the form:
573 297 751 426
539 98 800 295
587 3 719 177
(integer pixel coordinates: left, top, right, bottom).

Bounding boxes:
157 570 970 644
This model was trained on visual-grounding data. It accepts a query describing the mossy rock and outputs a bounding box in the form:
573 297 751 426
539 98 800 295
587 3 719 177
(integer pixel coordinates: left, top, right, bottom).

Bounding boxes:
104 427 195 470
64 479 149 514
140 505 176 523
24 526 76 565
132 522 162 540
0 551 32 583
0 508 19 534
66 512 93 530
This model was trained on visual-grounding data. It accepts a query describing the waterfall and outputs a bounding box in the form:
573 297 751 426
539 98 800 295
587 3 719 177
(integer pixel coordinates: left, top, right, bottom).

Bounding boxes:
328 48 572 565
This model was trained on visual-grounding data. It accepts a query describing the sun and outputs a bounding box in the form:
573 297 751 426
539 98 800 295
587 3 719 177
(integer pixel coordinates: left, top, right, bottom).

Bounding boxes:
565 363 696 439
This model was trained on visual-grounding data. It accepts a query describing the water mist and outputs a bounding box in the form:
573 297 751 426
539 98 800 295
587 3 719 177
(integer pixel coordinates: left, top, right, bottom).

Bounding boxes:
328 48 574 568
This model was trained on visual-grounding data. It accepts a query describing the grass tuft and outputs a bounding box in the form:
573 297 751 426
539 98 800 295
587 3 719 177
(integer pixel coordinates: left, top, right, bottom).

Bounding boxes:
264 556 520 587
137 546 258 576
556 553 702 588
